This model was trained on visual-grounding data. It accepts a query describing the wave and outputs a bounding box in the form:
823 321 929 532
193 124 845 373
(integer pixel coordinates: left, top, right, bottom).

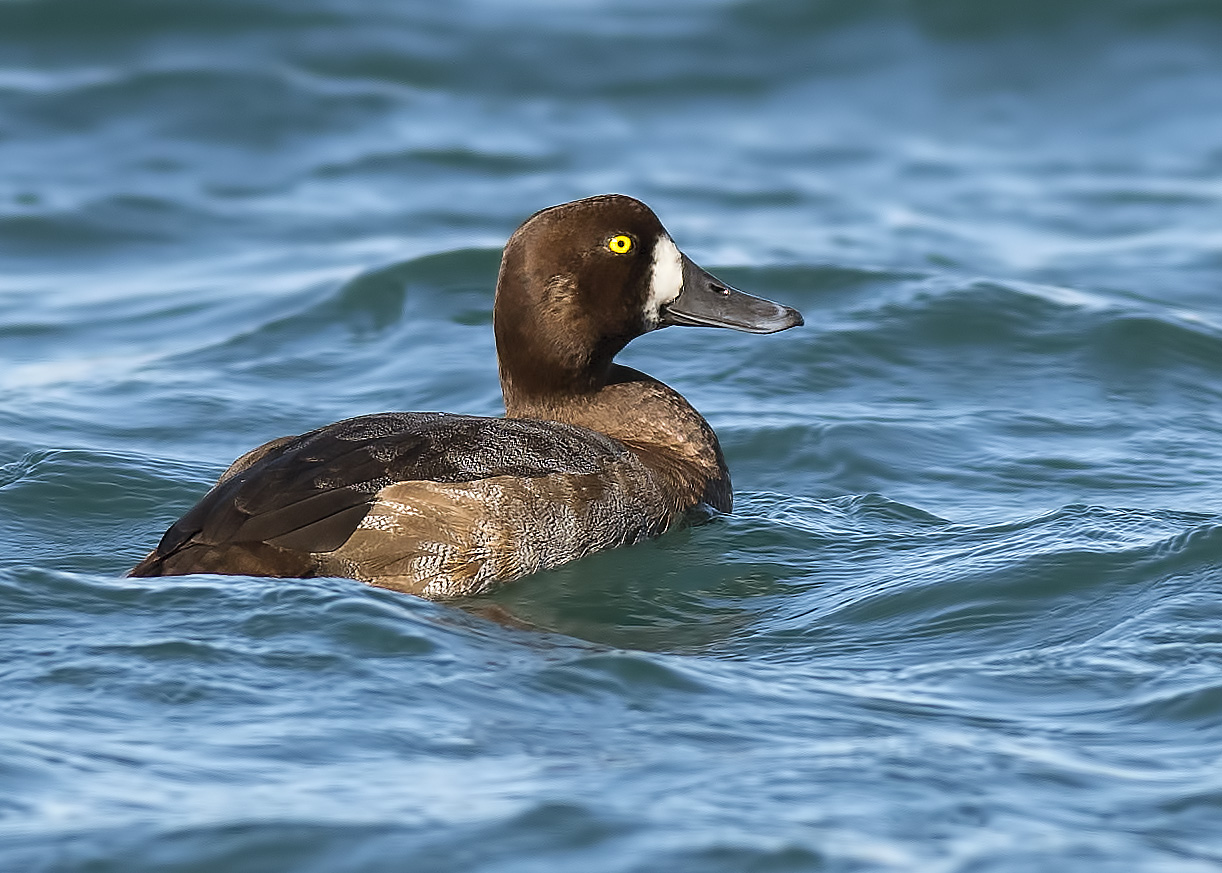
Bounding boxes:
152 248 504 416
820 276 1222 372
0 0 343 42
4 487 1220 873
4 0 1220 43
708 270 1222 419
1 65 395 147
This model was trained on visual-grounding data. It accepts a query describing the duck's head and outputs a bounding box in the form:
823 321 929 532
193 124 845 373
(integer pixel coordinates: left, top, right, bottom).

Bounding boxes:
494 194 803 406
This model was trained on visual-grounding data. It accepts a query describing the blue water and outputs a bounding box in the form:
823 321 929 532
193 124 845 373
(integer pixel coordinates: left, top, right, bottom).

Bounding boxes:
4 1 1222 870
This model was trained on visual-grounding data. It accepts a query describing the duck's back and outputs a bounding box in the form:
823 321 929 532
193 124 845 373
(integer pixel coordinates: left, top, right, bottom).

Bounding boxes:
128 412 680 597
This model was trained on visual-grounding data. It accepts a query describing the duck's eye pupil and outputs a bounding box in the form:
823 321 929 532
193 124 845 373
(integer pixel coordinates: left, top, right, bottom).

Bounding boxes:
608 235 633 254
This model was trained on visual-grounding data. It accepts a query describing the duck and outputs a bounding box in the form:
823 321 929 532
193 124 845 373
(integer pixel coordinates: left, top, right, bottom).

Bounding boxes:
128 194 803 598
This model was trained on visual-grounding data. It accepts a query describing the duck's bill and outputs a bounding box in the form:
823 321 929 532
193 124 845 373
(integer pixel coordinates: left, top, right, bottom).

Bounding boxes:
658 255 804 334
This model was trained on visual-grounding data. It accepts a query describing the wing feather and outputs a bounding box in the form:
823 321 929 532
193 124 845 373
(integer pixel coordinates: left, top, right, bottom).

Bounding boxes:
150 412 629 563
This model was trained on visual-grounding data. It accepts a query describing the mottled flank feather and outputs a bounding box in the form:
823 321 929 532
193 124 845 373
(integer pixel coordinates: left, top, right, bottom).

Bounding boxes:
318 458 674 598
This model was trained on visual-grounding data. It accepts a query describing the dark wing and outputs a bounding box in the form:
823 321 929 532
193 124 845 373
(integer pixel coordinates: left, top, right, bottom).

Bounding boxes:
147 412 628 560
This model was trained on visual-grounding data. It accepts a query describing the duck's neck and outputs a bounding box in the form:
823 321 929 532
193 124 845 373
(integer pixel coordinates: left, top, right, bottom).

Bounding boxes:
503 364 732 512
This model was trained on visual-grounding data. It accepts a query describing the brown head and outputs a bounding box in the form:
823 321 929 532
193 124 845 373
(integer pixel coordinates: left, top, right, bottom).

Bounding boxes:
493 194 803 413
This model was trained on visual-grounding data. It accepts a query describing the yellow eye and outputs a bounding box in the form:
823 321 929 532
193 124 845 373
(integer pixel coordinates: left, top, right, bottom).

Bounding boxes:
607 234 634 254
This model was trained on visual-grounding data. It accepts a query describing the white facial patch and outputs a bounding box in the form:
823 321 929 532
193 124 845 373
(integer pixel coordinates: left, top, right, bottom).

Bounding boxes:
644 234 684 329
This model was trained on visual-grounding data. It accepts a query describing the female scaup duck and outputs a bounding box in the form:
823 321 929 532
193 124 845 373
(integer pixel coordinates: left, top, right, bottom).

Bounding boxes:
129 194 803 598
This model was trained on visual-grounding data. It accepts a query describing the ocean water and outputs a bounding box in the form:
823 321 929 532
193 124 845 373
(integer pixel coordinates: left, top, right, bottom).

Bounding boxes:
4 0 1222 869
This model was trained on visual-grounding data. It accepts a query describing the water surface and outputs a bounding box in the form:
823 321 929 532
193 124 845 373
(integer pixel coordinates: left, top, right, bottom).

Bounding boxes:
3 1 1222 870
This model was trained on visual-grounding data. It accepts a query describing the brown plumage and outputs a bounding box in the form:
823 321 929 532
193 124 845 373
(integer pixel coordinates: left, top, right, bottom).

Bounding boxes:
129 195 802 598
